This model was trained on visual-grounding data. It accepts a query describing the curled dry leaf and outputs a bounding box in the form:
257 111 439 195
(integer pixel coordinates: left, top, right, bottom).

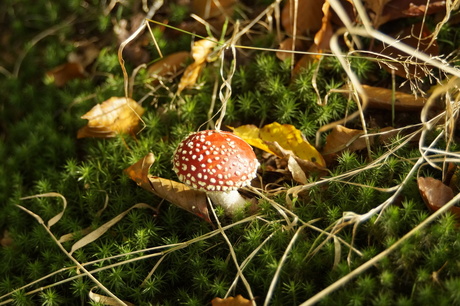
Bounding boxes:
359 85 427 111
322 125 397 162
363 0 447 28
147 51 190 84
281 0 325 36
124 153 211 223
46 62 86 87
418 176 460 217
89 287 134 306
191 0 236 19
276 37 306 61
77 97 145 138
46 41 99 87
211 294 252 306
293 1 332 74
0 230 13 247
177 38 217 94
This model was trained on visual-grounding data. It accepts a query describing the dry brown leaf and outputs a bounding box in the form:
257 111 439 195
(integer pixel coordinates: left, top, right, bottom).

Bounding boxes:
191 0 236 19
89 287 134 306
322 125 397 163
287 155 308 184
323 125 366 155
418 176 460 217
372 22 439 78
46 41 99 87
363 0 446 27
124 153 211 223
46 62 86 87
147 51 190 83
361 85 427 111
276 37 306 61
313 1 333 51
293 1 332 74
148 176 211 223
77 97 145 138
0 230 13 247
211 294 252 306
281 0 325 35
268 140 328 178
177 38 217 94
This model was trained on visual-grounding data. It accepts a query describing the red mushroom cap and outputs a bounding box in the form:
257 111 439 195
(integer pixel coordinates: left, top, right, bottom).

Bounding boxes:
173 130 259 192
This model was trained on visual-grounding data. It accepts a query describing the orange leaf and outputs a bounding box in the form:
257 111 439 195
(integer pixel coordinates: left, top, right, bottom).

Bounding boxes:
46 62 85 87
281 0 325 35
191 0 236 19
418 176 460 217
361 85 427 111
147 51 190 83
323 125 396 156
124 153 211 223
177 38 217 94
77 97 145 138
211 295 252 306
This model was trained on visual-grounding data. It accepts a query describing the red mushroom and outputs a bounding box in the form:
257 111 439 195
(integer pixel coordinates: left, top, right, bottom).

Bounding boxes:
173 130 259 214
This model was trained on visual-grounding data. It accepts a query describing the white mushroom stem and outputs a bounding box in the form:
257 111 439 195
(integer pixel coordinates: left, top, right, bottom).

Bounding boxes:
207 190 248 214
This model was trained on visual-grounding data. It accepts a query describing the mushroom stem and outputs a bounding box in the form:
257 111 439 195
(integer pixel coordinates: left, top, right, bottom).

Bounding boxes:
207 190 248 214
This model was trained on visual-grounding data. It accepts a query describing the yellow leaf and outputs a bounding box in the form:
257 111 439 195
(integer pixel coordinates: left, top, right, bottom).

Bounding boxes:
231 122 325 167
228 124 275 155
177 38 217 94
77 97 145 138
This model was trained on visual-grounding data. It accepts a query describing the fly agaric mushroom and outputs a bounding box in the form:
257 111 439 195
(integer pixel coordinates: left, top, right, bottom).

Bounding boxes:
173 130 259 214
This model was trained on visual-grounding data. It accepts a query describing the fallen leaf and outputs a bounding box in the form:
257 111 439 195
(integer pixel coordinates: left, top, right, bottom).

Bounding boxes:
287 154 308 184
46 41 99 87
89 287 134 306
211 294 252 306
313 1 333 51
77 97 145 138
276 37 307 61
363 0 447 27
147 51 190 83
293 1 333 74
322 125 397 162
46 62 86 87
0 230 13 247
268 140 328 178
229 124 274 155
323 125 366 155
177 38 217 94
124 153 211 223
418 176 460 217
261 122 326 166
281 0 325 36
360 85 427 111
191 0 236 19
231 123 326 167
